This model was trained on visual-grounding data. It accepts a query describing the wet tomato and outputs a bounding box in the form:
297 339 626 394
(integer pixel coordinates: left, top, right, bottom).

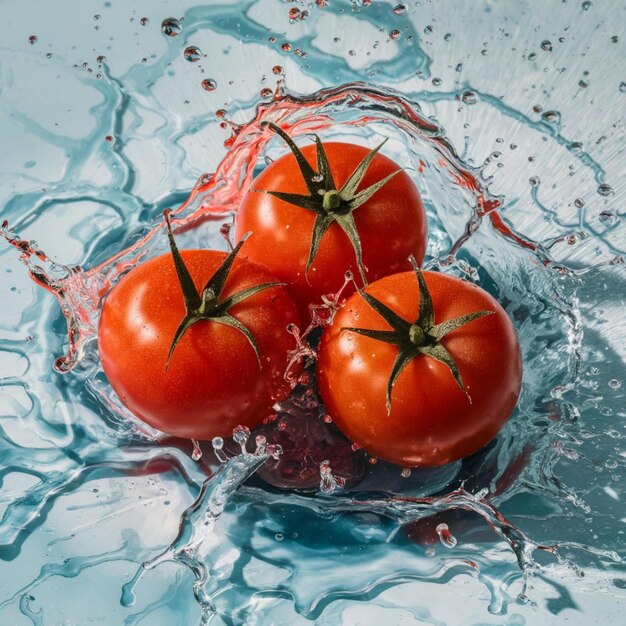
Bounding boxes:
317 262 522 467
98 216 300 440
235 124 428 322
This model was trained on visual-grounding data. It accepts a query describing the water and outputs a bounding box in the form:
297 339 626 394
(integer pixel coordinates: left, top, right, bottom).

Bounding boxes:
0 1 624 624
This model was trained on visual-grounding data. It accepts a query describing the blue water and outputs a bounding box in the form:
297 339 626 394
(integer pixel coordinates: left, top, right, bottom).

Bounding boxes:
1 1 624 624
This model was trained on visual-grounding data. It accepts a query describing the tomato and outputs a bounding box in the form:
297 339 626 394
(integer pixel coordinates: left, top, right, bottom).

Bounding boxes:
98 218 300 440
316 264 522 467
235 124 428 322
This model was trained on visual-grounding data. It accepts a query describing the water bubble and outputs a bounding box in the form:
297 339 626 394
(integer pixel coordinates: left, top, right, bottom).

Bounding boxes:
393 3 407 15
432 77 442 86
254 435 267 455
201 78 217 91
281 42 292 52
212 437 228 463
272 65 284 75
105 135 114 142
611 35 619 43
533 104 543 113
161 17 182 37
608 379 621 390
455 62 463 72
529 176 540 187
620 82 626 93
96 55 106 64
462 90 478 104
400 467 411 478
269 36 276 43
481 48 488 56
389 29 401 41
348 49 356 56
184 46 202 62
581 1 592 10
424 25 433 34
260 87 273 98
140 17 149 26
436 523 458 548
275 532 284 541
542 110 561 125
597 183 614 196
28 35 38 45
444 32 453 41
528 52 537 61
425 547 436 557
288 8 301 22
541 40 553 51
578 79 589 88
574 198 585 208
266 443 283 460
93 14 101 20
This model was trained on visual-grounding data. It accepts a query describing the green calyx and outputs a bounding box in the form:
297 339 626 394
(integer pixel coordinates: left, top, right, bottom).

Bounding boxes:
163 210 281 369
256 122 401 286
342 257 494 413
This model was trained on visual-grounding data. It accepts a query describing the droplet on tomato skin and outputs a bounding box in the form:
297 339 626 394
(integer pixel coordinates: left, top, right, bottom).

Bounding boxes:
436 523 458 548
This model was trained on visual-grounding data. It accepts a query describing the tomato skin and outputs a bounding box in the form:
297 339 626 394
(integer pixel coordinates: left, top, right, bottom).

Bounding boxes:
316 271 522 467
235 142 428 321
98 250 300 440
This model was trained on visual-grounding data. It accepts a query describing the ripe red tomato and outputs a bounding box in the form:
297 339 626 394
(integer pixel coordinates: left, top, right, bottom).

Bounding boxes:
98 240 300 440
235 128 427 322
316 268 522 467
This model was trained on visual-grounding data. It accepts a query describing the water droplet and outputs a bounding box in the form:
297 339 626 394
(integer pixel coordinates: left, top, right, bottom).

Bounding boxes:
140 17 149 26
424 25 433 34
581 1 592 10
201 78 217 91
425 547 436 557
275 532 284 541
481 48 488 56
597 183 614 196
390 29 401 41
260 87 273 98
96 55 106 64
269 36 276 44
400 467 411 478
281 42 292 52
161 17 182 37
46 52 52 59
272 65 284 75
191 439 202 461
529 176 540 187
288 8 301 21
462 90 478 104
574 198 585 208
620 82 626 93
393 3 407 15
541 40 553 51
323 414 333 424
444 32 453 41
578 79 589 88
348 49 356 56
608 379 621 389
212 437 228 463
432 77 442 86
93 14 101 20
528 52 537 61
28 35 38 45
184 46 202 62
436 523 458 548
455 62 463 72
611 35 619 43
105 135 114 142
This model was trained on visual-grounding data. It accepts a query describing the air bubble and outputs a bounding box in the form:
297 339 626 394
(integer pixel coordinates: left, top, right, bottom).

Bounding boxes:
28 35 38 45
620 82 626 93
161 17 182 37
541 40 552 51
201 78 217 91
392 3 407 15
529 176 540 187
432 77 442 86
574 198 585 208
424 25 433 34
542 110 561 125
436 523 458 548
597 183 614 196
444 33 453 41
184 46 202 62
462 90 478 104
281 43 292 52
191 439 202 461
390 29 401 41
582 1 592 10
608 379 621 389
272 65 284 75
140 17 149 26
260 87 273 98
599 211 618 225
401 467 411 478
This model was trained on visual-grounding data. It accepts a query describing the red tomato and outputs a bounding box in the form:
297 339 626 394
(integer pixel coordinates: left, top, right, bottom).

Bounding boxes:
98 249 300 440
316 270 522 467
235 135 427 322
